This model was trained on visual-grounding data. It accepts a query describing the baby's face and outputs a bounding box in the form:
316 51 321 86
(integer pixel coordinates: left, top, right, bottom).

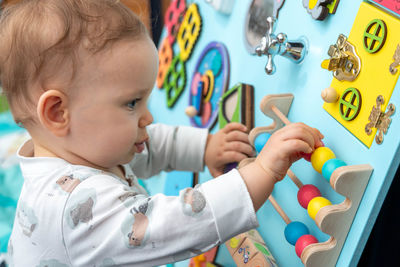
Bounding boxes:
66 36 158 170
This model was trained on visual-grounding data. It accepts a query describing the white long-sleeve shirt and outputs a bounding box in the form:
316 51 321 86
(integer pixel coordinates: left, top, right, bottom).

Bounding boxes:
8 124 258 266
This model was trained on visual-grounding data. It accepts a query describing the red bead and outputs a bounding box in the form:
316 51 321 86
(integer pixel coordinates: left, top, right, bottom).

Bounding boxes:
295 234 318 258
302 152 312 162
297 184 321 209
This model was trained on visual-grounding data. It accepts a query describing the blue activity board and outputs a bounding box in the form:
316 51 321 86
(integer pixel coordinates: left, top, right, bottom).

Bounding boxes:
146 0 400 266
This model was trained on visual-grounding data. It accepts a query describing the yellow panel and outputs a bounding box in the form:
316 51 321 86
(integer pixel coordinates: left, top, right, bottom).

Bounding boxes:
323 2 400 148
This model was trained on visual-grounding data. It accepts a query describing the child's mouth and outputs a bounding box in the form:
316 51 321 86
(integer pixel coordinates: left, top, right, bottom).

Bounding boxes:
135 142 145 153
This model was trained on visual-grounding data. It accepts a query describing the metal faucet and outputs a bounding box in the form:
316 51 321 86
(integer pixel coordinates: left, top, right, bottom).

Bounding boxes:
255 17 307 75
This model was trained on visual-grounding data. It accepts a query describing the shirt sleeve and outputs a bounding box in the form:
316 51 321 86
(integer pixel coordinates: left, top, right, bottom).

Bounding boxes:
62 169 258 266
129 123 209 178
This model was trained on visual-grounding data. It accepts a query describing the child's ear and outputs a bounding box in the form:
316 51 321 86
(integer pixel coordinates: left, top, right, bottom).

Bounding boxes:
37 90 70 137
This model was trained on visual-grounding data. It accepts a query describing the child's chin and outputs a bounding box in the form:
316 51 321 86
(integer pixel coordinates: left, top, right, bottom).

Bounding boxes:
119 154 135 165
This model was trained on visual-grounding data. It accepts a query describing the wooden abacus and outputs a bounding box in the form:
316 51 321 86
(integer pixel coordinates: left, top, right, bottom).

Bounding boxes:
268 195 319 259
245 94 373 267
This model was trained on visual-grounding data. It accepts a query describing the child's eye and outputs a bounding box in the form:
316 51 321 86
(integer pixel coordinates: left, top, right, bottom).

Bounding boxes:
127 98 141 109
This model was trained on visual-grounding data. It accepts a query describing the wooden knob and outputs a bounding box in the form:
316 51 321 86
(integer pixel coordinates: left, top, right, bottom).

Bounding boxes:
185 106 197 117
321 87 338 103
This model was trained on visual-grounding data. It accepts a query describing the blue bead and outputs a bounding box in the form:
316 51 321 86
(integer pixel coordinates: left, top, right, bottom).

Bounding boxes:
284 221 310 246
254 132 271 153
321 158 347 182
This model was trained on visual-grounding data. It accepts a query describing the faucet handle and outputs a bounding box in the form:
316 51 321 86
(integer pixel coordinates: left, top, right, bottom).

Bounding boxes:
266 16 275 36
255 36 268 57
255 17 307 75
255 36 276 74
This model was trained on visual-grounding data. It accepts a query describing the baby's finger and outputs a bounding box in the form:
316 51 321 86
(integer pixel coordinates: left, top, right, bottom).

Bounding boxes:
277 124 316 149
313 127 324 139
280 139 313 155
299 125 324 149
221 122 247 134
293 123 324 148
225 130 251 144
312 127 324 147
224 141 254 157
285 123 323 150
221 150 251 164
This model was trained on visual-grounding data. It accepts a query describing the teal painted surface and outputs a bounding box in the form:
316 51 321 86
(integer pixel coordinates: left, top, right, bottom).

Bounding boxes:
0 114 25 253
164 171 193 196
147 0 400 266
0 112 23 137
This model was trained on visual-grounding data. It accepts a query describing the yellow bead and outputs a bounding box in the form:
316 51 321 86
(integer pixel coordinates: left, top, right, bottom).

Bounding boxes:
311 147 335 173
307 196 332 220
198 254 206 262
229 237 239 248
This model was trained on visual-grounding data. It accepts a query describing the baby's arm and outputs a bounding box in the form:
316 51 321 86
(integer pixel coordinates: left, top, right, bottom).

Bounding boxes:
204 122 254 177
131 123 253 178
239 122 324 211
63 171 258 266
129 124 209 178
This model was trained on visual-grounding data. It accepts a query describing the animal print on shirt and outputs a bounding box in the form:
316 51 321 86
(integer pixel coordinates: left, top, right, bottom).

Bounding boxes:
181 186 206 216
65 188 97 229
70 197 94 226
121 197 152 248
56 175 81 193
17 202 38 237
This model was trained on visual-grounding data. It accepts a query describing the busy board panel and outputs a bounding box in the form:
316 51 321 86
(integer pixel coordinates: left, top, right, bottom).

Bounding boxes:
147 0 400 266
323 2 400 147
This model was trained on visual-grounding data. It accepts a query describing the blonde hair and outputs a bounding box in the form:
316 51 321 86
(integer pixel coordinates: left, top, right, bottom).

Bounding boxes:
0 0 147 124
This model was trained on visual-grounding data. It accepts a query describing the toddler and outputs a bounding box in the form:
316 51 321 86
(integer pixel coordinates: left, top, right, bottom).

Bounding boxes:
0 0 323 266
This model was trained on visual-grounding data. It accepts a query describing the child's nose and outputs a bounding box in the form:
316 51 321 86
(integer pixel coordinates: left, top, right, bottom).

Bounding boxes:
139 109 153 128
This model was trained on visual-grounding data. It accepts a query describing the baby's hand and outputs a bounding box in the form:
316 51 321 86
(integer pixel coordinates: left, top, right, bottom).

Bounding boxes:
255 123 324 182
205 122 254 177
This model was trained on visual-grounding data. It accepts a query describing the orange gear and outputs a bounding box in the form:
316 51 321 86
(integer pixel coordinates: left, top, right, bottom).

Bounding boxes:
156 38 173 89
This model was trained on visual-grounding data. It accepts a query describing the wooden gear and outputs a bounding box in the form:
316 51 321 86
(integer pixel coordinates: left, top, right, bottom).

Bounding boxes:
156 38 174 88
164 54 187 108
177 3 202 62
164 0 187 45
